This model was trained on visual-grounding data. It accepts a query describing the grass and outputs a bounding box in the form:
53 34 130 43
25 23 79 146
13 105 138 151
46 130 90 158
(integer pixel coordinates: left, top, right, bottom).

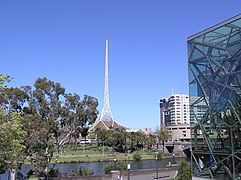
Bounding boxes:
55 152 156 163
26 144 158 164
62 149 111 156
25 153 158 164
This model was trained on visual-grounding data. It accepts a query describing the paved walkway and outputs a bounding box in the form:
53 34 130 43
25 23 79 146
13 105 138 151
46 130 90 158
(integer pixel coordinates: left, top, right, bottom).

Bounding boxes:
54 168 178 180
109 170 177 180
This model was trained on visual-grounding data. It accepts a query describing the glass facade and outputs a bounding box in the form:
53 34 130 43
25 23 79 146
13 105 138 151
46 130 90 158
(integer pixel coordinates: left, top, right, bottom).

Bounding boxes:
188 14 241 179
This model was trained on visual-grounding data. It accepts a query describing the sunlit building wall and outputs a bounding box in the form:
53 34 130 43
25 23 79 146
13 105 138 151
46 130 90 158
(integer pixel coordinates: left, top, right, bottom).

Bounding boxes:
160 94 191 140
160 94 190 126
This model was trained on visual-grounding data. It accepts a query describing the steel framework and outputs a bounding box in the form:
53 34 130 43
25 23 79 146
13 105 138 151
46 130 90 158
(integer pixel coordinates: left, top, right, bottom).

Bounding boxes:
188 14 241 179
99 39 114 122
89 39 127 131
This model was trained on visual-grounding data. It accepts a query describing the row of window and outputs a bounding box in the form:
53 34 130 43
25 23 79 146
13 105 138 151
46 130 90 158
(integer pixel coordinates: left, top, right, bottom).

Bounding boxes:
168 127 191 130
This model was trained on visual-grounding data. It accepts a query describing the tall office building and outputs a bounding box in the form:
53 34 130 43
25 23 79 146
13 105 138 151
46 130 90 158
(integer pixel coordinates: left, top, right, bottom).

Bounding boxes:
188 14 241 179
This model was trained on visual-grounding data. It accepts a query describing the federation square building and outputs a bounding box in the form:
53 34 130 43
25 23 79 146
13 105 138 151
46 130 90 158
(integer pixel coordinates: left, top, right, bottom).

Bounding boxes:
188 14 241 179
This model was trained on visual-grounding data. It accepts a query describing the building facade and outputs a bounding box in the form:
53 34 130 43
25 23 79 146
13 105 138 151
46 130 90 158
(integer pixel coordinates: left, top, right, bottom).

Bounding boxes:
160 94 191 140
188 14 241 179
166 124 191 141
160 94 190 126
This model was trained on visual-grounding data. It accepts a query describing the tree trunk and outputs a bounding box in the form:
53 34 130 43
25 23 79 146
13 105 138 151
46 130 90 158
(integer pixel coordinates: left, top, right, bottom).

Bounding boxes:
10 169 16 180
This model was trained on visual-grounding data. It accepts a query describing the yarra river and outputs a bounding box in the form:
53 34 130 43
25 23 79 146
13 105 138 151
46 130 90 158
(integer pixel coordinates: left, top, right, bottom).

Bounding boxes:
0 157 190 179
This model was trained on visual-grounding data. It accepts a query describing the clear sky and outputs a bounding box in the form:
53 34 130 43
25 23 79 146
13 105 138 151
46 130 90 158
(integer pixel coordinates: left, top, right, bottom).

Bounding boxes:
0 1 240 130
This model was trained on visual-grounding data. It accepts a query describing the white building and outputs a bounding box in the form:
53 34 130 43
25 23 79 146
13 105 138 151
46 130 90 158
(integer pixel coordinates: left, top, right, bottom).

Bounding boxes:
160 94 191 140
160 94 190 126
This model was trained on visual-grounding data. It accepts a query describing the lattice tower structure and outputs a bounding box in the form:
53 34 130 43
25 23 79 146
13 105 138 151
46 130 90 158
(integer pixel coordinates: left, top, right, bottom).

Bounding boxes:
89 39 128 131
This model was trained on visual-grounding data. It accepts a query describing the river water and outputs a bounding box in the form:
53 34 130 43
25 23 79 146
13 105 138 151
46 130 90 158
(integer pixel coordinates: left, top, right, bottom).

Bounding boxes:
0 157 190 179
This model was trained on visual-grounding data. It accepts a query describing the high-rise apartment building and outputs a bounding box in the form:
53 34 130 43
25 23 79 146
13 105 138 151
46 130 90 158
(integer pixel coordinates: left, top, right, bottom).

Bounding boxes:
160 94 191 141
160 94 190 127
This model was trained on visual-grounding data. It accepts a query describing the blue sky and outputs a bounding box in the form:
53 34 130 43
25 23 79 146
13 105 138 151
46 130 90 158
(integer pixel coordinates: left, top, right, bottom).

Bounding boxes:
0 1 240 130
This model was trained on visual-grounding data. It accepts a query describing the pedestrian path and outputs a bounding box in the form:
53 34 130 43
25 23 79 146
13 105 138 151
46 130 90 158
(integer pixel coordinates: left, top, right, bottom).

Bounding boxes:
108 170 177 180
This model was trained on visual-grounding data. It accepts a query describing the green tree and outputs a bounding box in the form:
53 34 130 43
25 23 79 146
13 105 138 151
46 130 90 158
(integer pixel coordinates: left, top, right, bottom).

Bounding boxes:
146 134 156 151
175 160 192 180
156 128 170 153
0 73 11 92
0 77 99 178
21 78 66 176
0 109 27 179
26 78 98 176
132 131 146 151
0 87 28 112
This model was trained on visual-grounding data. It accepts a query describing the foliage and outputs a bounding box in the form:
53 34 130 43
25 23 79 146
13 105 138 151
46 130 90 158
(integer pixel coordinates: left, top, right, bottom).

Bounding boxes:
104 161 127 174
0 109 27 174
0 73 11 92
95 128 153 154
48 169 61 178
132 152 142 161
146 134 156 150
156 153 163 160
0 77 99 177
77 167 94 176
96 128 127 153
129 131 146 151
156 128 170 152
175 160 191 180
69 169 76 176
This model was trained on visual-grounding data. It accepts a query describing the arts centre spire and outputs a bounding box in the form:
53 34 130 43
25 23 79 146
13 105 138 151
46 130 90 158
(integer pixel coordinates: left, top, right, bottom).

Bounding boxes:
89 39 128 132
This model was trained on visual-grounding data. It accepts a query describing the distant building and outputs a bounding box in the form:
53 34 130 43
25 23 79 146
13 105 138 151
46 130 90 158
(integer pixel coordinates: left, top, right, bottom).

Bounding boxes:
160 94 190 127
166 124 191 141
160 94 191 140
141 128 152 135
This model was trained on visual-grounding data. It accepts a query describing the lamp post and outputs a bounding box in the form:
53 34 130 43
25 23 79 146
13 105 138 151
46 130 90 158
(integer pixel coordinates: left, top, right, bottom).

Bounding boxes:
46 155 50 180
155 154 159 180
127 157 130 180
172 153 176 164
103 142 105 157
127 149 131 180
114 158 117 170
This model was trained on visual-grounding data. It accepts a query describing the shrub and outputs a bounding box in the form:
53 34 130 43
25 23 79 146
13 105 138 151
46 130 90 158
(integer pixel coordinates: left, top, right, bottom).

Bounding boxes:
132 152 142 161
156 153 163 160
48 169 61 177
77 167 94 176
175 160 191 180
104 161 127 174
69 169 76 176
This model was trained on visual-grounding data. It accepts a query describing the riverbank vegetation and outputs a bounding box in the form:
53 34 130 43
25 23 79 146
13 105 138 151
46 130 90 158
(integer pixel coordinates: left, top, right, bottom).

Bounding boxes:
0 74 170 179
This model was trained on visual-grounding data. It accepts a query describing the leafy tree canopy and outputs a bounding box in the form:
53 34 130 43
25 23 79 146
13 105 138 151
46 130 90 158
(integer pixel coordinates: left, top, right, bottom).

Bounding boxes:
0 73 11 92
0 108 27 174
